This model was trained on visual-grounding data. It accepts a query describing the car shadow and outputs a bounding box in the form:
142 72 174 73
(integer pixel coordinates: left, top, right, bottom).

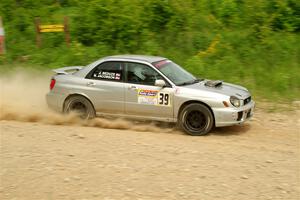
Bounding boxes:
210 123 251 136
153 121 252 136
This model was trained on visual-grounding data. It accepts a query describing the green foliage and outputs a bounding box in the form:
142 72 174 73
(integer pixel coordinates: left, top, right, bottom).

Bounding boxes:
0 0 299 101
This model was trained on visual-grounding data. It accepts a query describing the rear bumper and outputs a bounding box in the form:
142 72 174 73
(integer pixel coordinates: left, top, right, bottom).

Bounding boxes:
46 92 65 112
213 101 255 127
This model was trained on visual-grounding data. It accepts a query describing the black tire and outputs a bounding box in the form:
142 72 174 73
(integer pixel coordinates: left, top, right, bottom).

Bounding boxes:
178 103 214 136
63 95 96 119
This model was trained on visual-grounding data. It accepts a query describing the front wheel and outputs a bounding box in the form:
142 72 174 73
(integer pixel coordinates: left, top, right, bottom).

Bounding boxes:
63 95 96 119
178 103 214 136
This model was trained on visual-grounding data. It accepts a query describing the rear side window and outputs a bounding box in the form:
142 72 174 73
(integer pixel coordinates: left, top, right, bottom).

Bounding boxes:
86 61 123 81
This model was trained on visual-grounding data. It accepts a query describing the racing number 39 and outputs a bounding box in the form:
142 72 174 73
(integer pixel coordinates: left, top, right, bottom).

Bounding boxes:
159 93 170 106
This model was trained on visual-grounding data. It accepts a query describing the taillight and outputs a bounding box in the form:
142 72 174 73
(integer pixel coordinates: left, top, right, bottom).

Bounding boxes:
50 79 56 90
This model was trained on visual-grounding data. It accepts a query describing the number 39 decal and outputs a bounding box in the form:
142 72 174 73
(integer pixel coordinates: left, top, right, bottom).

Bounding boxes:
158 93 171 106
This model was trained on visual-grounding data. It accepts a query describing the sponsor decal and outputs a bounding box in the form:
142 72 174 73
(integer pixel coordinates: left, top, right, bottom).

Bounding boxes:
137 89 171 106
94 71 121 80
138 89 158 97
137 89 158 105
153 60 171 69
115 73 121 80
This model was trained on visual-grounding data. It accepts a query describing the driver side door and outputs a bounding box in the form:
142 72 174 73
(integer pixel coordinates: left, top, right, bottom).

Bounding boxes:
124 62 174 120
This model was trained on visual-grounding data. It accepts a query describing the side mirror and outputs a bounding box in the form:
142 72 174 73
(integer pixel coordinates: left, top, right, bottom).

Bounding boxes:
155 79 166 87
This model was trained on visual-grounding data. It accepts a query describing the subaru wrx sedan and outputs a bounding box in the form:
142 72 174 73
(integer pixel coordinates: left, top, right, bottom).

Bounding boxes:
46 55 255 135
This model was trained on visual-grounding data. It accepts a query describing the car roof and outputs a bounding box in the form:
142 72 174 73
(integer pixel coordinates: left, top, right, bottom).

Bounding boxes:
75 55 168 78
103 55 167 63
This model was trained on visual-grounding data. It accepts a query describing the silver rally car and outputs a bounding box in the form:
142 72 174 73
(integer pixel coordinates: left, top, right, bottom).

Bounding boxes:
46 55 255 135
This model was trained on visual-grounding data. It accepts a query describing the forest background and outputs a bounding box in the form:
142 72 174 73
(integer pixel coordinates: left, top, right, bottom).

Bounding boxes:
0 0 299 101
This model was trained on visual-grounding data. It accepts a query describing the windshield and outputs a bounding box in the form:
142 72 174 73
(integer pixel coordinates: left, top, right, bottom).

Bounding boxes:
152 60 199 86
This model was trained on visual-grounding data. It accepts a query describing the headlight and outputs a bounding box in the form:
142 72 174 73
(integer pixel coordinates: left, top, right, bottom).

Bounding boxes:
230 96 241 107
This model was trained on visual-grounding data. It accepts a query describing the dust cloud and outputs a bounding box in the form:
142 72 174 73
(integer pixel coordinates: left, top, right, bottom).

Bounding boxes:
0 68 174 133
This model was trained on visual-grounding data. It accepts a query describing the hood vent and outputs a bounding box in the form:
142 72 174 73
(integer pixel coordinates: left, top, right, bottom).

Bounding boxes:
205 80 223 88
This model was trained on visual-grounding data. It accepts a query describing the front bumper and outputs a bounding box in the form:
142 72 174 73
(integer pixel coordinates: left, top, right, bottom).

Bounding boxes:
213 101 255 127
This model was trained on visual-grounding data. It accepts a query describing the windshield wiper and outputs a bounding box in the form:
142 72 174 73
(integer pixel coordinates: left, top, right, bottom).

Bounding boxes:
193 78 203 83
177 78 202 86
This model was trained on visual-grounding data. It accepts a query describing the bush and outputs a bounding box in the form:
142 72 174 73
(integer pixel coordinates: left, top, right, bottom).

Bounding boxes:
0 0 299 101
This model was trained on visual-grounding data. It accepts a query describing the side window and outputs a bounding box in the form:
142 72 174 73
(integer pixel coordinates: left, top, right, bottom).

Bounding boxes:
87 61 123 81
125 62 164 86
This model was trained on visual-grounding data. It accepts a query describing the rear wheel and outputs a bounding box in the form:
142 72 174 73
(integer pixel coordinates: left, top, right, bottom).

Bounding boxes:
63 95 95 119
179 103 214 136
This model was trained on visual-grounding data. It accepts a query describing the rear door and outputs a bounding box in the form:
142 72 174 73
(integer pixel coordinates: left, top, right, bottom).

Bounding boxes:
124 62 174 120
84 61 124 114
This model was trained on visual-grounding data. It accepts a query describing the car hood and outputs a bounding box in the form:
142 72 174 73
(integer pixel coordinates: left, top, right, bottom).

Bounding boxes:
181 80 250 99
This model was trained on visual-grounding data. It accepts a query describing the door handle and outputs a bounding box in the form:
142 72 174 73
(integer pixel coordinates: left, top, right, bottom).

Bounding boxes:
128 85 138 90
87 82 96 86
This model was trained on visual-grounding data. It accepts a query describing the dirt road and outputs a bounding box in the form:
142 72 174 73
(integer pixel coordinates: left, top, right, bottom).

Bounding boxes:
1 108 299 200
0 70 300 200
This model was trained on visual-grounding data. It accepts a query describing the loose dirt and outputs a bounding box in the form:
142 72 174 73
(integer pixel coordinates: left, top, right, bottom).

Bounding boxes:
0 69 299 200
